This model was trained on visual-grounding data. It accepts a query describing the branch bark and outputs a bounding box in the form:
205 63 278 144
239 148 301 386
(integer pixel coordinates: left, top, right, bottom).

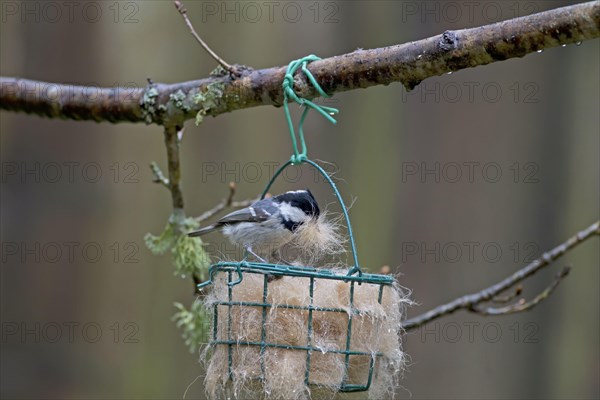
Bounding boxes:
162 125 186 227
401 221 600 331
1 2 598 126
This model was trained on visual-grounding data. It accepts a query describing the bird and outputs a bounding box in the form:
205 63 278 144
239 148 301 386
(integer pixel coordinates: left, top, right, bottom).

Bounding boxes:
188 189 320 262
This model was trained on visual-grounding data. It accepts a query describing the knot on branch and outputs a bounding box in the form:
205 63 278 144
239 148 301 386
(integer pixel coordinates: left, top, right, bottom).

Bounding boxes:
439 31 458 51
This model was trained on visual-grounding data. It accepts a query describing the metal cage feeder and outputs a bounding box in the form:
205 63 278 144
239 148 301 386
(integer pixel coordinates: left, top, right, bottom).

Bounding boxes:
198 159 396 393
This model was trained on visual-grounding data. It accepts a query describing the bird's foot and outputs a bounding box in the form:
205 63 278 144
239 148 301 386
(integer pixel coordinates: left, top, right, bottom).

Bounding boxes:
245 247 267 263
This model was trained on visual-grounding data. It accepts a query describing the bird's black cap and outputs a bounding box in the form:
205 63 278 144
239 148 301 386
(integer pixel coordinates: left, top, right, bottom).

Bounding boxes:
273 189 320 217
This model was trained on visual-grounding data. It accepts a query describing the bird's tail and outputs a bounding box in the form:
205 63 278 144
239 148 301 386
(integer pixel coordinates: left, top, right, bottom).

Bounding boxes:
187 225 217 237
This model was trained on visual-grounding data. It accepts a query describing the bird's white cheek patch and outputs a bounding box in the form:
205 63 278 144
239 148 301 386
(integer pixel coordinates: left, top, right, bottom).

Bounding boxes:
278 202 308 221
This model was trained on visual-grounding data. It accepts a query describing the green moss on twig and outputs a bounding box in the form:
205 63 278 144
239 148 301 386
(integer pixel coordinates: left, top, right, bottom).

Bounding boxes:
172 228 211 280
146 216 212 353
173 300 210 354
145 216 210 280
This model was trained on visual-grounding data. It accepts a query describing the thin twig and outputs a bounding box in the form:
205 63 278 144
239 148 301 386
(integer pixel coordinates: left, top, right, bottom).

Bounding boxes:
2 2 598 125
230 199 258 208
492 285 523 304
402 221 600 331
195 182 256 223
149 161 169 188
471 266 571 316
225 181 236 207
173 0 234 73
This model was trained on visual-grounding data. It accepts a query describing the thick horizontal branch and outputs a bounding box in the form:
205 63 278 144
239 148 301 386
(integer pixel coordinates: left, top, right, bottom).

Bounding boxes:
1 2 598 126
402 221 600 331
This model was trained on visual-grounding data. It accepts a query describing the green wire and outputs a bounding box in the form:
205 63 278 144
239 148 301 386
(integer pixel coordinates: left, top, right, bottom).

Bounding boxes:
282 55 339 164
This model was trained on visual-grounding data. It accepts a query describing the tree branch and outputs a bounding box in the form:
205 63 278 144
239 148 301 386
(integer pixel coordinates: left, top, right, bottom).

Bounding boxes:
402 221 600 331
471 266 571 316
163 125 186 226
1 2 598 126
491 285 523 304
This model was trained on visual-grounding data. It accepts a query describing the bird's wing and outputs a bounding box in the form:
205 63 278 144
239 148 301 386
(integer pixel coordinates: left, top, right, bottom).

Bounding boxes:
216 203 273 224
188 200 277 237
188 225 217 237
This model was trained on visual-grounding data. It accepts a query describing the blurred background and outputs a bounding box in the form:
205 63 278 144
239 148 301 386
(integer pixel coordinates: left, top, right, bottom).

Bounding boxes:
1 0 598 399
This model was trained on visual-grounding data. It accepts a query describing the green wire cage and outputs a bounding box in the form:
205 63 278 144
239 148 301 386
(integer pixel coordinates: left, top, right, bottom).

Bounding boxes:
198 159 396 393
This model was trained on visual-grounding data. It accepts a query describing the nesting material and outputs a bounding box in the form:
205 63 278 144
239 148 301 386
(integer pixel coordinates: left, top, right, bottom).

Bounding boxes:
275 212 347 266
202 270 410 400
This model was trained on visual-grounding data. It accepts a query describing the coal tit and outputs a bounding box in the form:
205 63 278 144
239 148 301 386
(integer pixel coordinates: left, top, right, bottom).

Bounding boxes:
188 189 320 262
